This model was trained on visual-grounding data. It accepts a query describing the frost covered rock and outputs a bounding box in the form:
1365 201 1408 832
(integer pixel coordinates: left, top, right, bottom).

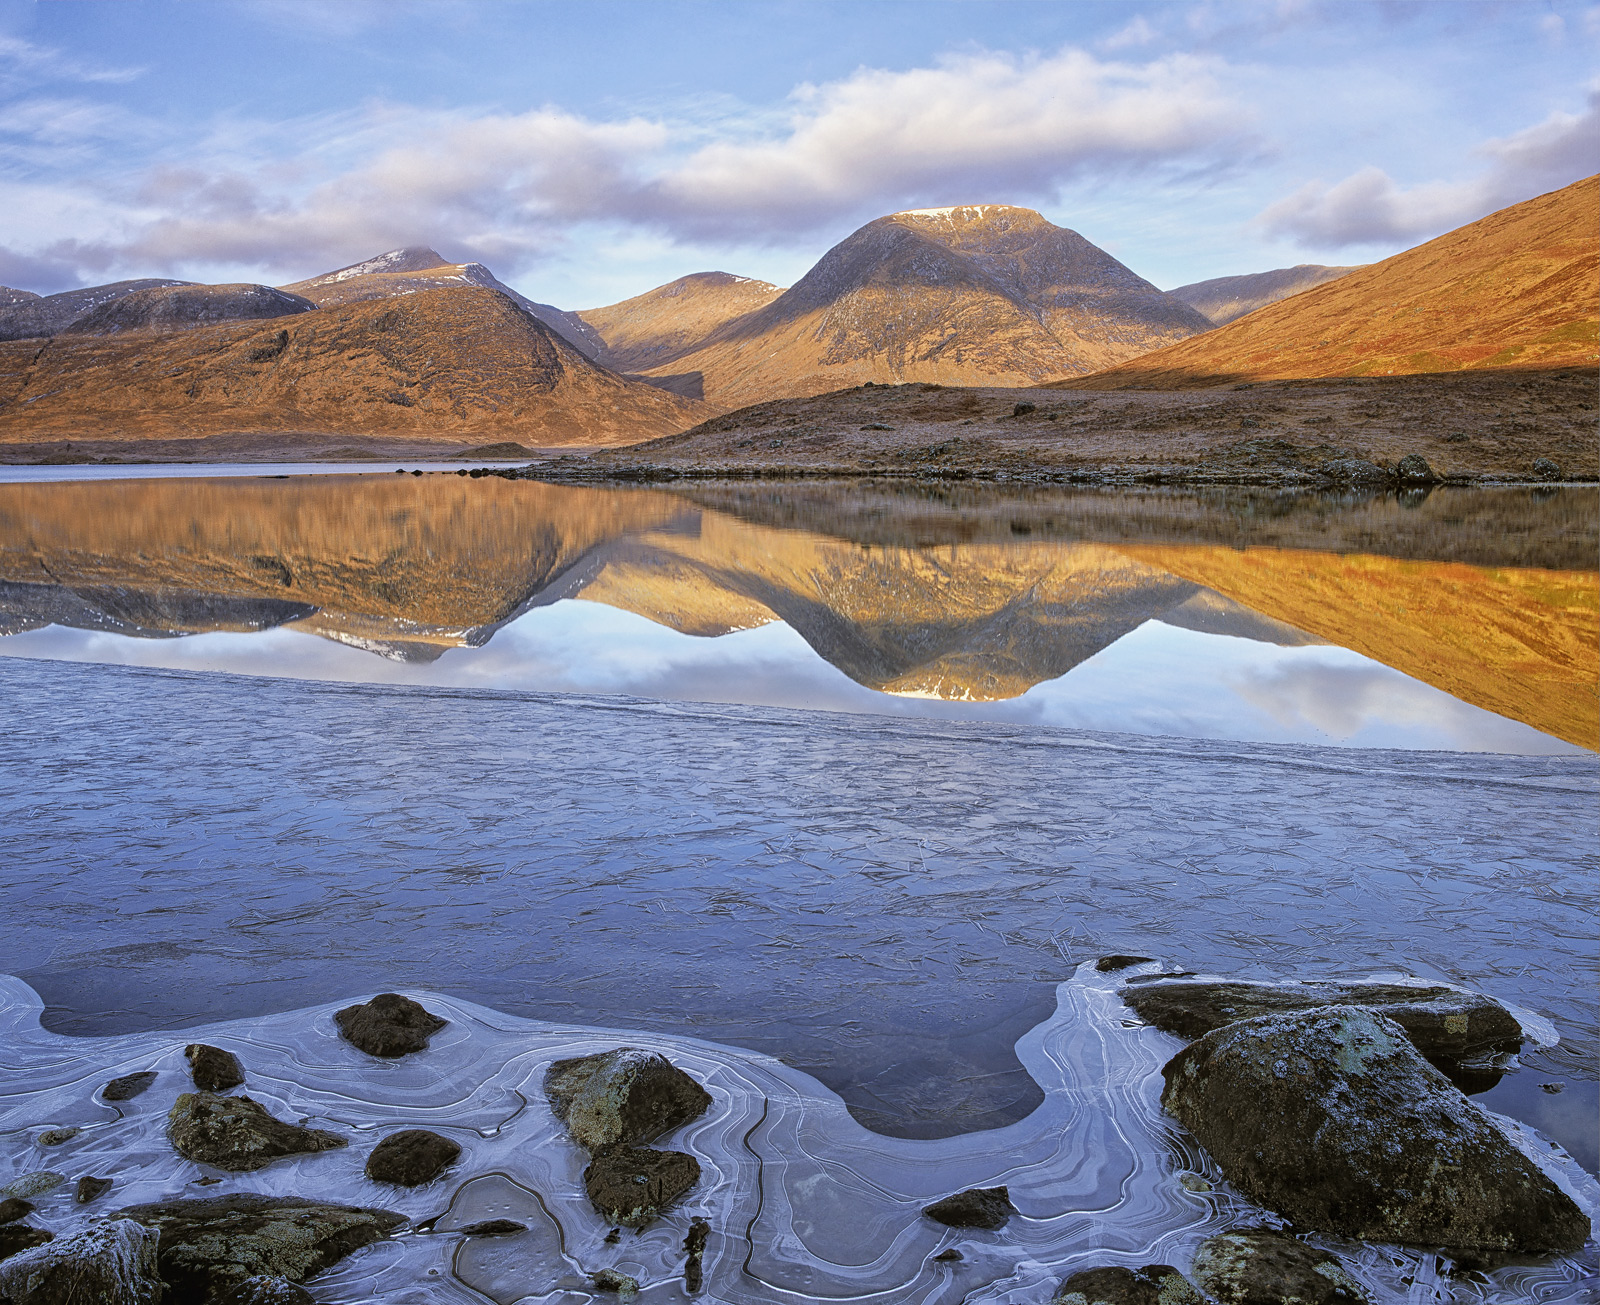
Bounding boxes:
1052 1263 1204 1305
0 1226 53 1262
167 1092 346 1172
214 1275 316 1304
0 1218 160 1304
583 1144 701 1227
185 1043 244 1092
1190 1229 1367 1304
1161 1006 1590 1253
544 1048 711 1150
116 1193 405 1300
922 1186 1015 1230
333 993 446 1058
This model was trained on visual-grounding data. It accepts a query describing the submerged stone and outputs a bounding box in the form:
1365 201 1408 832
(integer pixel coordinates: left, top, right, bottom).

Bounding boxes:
458 1220 525 1237
115 1193 406 1301
922 1186 1015 1230
683 1216 710 1292
75 1175 112 1204
1161 1006 1590 1253
584 1145 701 1227
364 1129 460 1186
0 1218 160 1305
102 1072 158 1102
35 1128 79 1147
1190 1229 1368 1304
544 1047 712 1150
1052 1263 1205 1305
0 1175 64 1201
333 993 447 1057
186 1043 245 1092
0 1198 33 1224
167 1091 346 1172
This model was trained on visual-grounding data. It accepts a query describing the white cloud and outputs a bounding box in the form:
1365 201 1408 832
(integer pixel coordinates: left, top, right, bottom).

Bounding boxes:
0 34 141 91
1257 89 1600 247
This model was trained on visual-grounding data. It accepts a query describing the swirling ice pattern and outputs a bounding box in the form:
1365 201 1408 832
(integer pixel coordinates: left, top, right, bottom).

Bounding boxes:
1 966 1594 1304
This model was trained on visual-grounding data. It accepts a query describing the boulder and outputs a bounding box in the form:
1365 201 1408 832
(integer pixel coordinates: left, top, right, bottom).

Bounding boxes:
0 1198 33 1224
0 1176 63 1201
102 1072 158 1102
1161 1006 1590 1253
591 1267 639 1297
1190 1229 1368 1304
583 1145 701 1227
214 1275 316 1305
75 1175 112 1204
544 1048 712 1151
1052 1264 1204 1305
683 1216 710 1292
1123 977 1522 1079
364 1129 460 1186
167 1091 346 1172
1395 453 1435 483
1532 458 1562 481
922 1186 1015 1230
457 1220 525 1236
0 1218 160 1304
0 1226 53 1263
35 1129 79 1147
1319 458 1389 485
1094 955 1155 973
185 1043 245 1092
333 993 446 1057
115 1194 405 1301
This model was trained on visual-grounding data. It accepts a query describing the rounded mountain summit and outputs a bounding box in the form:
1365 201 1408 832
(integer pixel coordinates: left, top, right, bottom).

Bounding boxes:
580 205 1214 407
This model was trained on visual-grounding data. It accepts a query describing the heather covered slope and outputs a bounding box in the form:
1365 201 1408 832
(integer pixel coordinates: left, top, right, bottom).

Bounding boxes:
627 205 1212 408
1168 264 1361 325
0 286 707 446
578 272 784 373
1061 176 1599 388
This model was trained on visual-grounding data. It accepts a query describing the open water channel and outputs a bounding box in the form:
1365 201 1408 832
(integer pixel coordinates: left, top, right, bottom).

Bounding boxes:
0 470 1594 1302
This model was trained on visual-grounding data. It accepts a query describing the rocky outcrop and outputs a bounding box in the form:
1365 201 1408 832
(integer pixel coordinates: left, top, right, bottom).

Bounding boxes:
544 1048 712 1150
334 993 446 1057
0 1226 53 1262
364 1129 460 1186
1161 1007 1590 1253
102 1072 158 1102
583 1145 701 1227
0 1199 33 1224
215 1277 315 1305
1052 1264 1204 1305
922 1186 1015 1230
0 1218 161 1305
1122 977 1524 1078
186 1043 245 1091
116 1194 405 1302
1190 1229 1368 1305
167 1091 346 1171
0 279 192 341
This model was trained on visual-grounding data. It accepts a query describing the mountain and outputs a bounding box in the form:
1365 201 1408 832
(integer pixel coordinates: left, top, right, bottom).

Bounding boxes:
1063 175 1599 388
61 283 315 336
0 278 195 341
282 246 606 357
578 272 784 374
0 288 40 310
616 205 1213 408
0 286 706 446
1168 264 1361 326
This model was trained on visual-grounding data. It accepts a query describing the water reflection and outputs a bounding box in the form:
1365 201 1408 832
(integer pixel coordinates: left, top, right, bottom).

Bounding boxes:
0 475 1592 751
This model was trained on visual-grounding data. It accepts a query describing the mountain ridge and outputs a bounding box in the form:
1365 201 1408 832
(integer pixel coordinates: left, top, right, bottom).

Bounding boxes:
1168 264 1362 326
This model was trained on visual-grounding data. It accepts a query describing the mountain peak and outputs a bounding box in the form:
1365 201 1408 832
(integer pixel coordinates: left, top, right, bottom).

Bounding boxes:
887 204 1046 226
300 246 452 287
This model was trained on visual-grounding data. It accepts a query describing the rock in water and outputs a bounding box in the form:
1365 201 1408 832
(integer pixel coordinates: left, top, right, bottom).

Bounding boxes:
0 1226 53 1262
584 1145 701 1227
185 1043 245 1091
922 1186 1016 1230
544 1048 712 1150
1190 1229 1368 1304
0 1198 33 1224
0 1218 160 1304
1123 977 1523 1076
458 1220 525 1237
214 1275 316 1305
1052 1264 1205 1305
167 1091 347 1171
1161 1006 1590 1253
75 1175 112 1203
364 1129 461 1186
115 1194 405 1300
333 993 447 1057
102 1072 158 1102
683 1216 710 1292
591 1267 640 1298
1395 453 1435 483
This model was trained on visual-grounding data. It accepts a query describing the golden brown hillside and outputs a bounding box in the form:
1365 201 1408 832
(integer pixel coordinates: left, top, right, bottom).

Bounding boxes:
0 287 706 447
1057 176 1599 387
579 272 784 375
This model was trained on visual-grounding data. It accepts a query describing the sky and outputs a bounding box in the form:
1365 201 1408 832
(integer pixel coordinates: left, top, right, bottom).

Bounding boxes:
0 0 1596 309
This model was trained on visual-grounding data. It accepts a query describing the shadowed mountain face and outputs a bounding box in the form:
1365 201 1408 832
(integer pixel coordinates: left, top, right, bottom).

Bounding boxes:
61 284 316 336
1168 264 1361 326
0 278 195 341
622 205 1213 408
0 288 41 310
1067 175 1599 388
0 477 1591 745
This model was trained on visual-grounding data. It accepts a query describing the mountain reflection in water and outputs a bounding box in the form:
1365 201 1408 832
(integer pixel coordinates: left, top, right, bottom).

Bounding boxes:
0 475 1593 750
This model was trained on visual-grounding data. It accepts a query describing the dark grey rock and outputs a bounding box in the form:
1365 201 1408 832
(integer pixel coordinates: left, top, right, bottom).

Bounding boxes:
333 993 446 1058
61 283 315 337
1013 402 1037 416
592 1267 639 1296
544 1047 712 1151
1395 453 1435 483
922 1186 1015 1230
1052 1263 1205 1305
214 1276 316 1305
458 1220 525 1236
102 1072 158 1102
115 1194 405 1300
0 1218 160 1304
1161 1006 1590 1253
1123 977 1523 1079
1095 954 1155 973
167 1091 346 1172
1532 458 1562 481
186 1043 245 1092
364 1129 460 1186
1319 458 1389 485
683 1216 709 1292
35 1129 79 1147
0 1226 53 1263
583 1145 701 1227
75 1175 112 1204
0 1198 32 1224
1191 1229 1368 1304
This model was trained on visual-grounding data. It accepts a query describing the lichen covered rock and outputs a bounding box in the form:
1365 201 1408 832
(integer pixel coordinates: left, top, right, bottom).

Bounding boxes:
333 993 447 1058
583 1145 701 1227
185 1043 245 1092
214 1274 316 1305
0 1218 160 1304
1191 1229 1368 1304
1161 1006 1590 1253
167 1091 346 1172
1052 1263 1204 1305
544 1047 712 1150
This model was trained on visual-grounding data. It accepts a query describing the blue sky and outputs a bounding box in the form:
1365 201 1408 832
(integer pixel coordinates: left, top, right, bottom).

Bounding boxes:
1 0 1595 308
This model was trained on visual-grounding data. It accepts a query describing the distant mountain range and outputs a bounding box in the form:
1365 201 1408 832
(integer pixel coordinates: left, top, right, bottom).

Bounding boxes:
1167 264 1361 326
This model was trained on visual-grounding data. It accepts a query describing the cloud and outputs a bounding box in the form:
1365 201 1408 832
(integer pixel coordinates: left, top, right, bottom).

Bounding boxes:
1257 89 1600 247
0 34 141 91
